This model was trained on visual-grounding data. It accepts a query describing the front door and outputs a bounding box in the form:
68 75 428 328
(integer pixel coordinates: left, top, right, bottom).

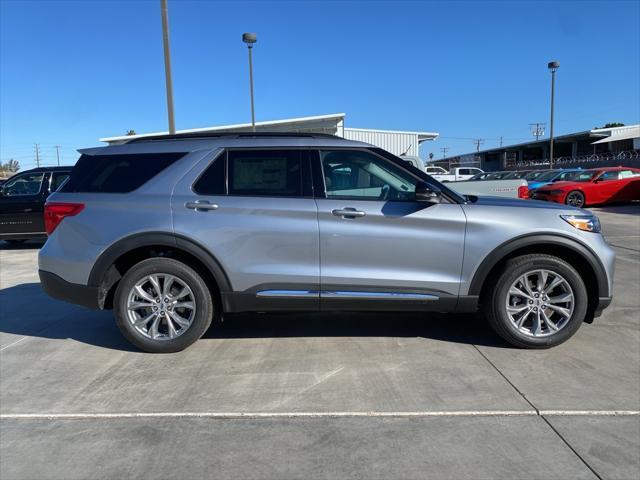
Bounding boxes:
315 149 466 310
0 170 49 237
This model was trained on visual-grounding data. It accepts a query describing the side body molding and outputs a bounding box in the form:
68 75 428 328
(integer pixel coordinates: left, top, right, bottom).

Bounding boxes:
467 233 610 298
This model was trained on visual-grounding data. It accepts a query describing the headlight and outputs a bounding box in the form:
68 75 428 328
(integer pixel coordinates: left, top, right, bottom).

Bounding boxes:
561 214 601 233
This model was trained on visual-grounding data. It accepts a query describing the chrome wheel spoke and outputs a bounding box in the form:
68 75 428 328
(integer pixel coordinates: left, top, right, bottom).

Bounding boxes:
507 304 529 314
162 275 175 297
128 301 154 310
165 315 177 339
536 270 548 293
546 303 572 319
509 286 532 300
548 293 573 304
149 275 162 298
148 316 161 339
133 312 156 327
544 276 564 294
168 310 190 328
134 285 155 303
173 301 195 310
541 309 558 331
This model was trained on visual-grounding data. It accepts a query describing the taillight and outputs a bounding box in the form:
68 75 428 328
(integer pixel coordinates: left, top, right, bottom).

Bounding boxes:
44 202 84 235
518 185 529 199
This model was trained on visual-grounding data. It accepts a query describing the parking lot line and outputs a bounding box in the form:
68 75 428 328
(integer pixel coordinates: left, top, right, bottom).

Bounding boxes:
1 410 638 420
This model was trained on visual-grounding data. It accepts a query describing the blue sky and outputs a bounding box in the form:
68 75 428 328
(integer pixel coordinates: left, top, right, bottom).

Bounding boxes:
1 0 639 169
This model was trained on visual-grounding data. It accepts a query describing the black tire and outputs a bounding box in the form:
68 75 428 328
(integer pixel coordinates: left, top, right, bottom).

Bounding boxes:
483 254 588 348
114 258 214 353
565 190 585 208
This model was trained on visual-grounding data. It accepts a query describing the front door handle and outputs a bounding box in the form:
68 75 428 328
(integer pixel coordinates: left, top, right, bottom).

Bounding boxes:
185 200 219 211
332 208 366 218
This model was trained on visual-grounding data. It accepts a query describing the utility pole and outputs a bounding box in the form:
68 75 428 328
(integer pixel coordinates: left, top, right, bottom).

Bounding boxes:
548 61 560 169
54 145 61 166
499 136 503 147
529 122 546 141
160 0 176 135
440 147 450 171
34 144 41 168
473 139 485 152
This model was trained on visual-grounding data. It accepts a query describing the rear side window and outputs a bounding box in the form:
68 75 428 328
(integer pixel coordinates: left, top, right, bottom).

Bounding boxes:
228 150 302 197
60 153 185 193
51 172 70 192
193 152 226 195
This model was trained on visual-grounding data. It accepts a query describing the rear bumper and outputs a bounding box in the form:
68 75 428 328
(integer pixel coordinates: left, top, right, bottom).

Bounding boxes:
39 270 100 310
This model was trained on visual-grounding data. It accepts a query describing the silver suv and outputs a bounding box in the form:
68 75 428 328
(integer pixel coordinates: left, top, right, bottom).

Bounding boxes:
39 133 615 352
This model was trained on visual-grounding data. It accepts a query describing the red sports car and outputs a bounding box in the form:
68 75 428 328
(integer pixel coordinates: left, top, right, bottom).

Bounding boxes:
532 167 640 208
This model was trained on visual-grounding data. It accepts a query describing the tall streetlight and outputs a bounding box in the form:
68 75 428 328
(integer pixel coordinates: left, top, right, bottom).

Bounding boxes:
160 0 176 134
548 61 560 168
242 33 257 131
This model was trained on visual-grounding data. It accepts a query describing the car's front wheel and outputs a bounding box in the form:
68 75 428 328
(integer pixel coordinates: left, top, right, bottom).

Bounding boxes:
114 258 214 353
484 254 588 348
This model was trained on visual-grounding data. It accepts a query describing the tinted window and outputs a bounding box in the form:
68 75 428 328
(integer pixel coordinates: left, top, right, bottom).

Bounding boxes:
321 150 416 201
193 152 226 195
51 172 70 192
228 150 302 197
61 153 184 193
598 171 619 181
620 170 640 179
1 172 45 196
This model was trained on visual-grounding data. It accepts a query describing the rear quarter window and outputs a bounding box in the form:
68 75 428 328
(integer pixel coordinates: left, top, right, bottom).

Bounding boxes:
61 153 185 193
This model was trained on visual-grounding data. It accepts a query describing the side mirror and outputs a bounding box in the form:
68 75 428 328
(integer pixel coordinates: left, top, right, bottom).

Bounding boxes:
415 181 441 203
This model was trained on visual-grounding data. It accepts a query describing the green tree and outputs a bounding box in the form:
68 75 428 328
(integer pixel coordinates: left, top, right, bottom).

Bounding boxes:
596 122 625 129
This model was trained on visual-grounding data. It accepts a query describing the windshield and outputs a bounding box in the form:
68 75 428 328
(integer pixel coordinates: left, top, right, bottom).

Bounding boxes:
534 170 562 182
563 171 597 182
524 170 548 180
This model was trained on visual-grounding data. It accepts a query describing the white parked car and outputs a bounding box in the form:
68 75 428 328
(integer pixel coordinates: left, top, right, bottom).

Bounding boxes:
427 166 484 182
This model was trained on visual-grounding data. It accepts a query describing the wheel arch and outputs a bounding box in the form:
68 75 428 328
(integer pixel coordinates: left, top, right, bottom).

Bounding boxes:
88 232 232 310
469 234 609 317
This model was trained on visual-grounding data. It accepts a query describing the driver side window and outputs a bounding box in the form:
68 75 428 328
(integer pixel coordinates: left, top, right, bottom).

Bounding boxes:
1 172 45 196
320 150 416 201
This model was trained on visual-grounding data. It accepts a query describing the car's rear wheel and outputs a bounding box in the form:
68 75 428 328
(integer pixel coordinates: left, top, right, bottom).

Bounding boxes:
114 258 213 353
484 254 588 348
565 190 585 208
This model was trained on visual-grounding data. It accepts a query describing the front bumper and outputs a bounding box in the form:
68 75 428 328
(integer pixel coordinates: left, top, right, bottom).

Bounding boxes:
39 270 100 310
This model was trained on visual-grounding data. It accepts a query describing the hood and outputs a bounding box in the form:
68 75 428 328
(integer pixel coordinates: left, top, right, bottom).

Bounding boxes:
468 195 580 211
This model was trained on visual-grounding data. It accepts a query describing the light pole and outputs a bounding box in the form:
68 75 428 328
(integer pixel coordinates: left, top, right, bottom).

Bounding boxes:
242 33 257 131
548 61 560 169
160 0 176 135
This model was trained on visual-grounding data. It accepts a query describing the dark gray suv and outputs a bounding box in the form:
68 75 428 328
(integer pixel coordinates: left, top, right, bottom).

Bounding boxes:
38 133 615 352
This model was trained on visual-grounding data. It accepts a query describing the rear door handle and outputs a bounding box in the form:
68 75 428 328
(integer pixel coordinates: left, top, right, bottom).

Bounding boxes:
332 208 366 218
185 200 219 211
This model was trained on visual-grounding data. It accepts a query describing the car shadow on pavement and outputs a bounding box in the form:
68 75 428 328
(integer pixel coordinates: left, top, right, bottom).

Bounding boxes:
592 203 640 215
0 283 511 352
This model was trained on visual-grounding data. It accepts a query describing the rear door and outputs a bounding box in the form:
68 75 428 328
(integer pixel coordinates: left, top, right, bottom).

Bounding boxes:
171 149 320 310
314 149 466 310
0 170 49 237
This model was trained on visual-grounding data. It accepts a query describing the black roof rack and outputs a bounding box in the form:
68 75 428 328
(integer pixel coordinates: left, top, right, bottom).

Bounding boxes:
126 131 339 144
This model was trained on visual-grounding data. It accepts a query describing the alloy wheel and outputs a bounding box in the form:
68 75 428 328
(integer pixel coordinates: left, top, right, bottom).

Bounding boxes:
505 269 574 337
126 273 196 341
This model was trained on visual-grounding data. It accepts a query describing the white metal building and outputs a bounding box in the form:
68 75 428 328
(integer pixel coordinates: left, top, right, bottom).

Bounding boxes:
100 113 439 157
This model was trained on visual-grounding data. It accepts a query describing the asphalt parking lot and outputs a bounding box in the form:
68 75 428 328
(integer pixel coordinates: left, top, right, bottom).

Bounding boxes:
1 204 638 480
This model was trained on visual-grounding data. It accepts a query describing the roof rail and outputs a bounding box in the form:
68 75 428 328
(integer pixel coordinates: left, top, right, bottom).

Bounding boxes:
126 131 339 144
